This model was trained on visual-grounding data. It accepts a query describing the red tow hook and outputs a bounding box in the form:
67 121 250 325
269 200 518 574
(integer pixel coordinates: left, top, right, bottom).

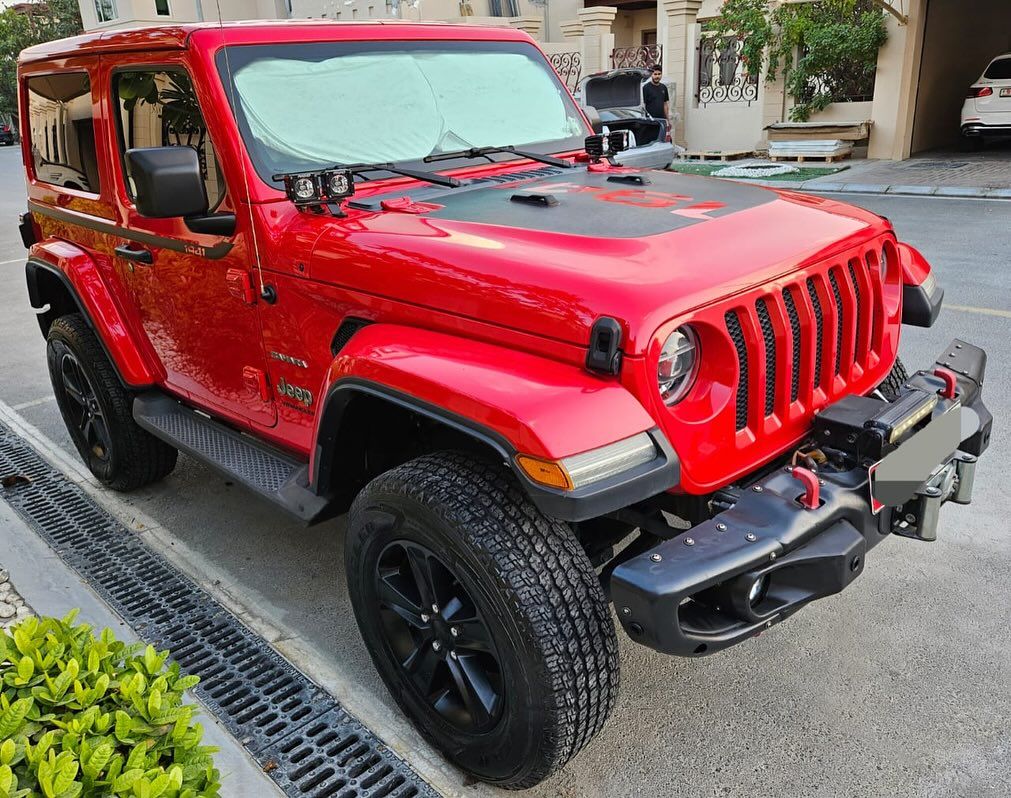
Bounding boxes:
933 367 958 399
790 467 821 510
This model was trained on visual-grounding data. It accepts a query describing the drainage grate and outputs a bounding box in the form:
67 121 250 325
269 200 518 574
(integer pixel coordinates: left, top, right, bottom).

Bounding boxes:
0 421 436 798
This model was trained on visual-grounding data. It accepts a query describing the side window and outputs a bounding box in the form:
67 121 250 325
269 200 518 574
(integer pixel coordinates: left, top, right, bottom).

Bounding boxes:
26 73 101 194
113 69 225 208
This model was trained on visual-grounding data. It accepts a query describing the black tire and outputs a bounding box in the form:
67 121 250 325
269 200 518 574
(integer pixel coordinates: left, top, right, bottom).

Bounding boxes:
346 452 619 789
876 356 909 402
47 314 177 490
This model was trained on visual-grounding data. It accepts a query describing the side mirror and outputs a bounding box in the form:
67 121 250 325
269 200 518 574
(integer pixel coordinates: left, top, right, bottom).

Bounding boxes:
126 146 209 219
583 105 605 135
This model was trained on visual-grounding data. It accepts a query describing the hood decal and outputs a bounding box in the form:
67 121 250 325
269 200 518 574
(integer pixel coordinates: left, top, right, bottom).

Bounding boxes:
425 169 776 238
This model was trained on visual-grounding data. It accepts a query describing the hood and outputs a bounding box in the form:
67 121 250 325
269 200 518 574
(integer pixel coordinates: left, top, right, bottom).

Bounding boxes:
581 69 648 112
306 167 886 355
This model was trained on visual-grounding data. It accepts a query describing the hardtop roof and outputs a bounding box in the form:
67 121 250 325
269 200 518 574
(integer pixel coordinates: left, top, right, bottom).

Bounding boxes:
18 19 531 64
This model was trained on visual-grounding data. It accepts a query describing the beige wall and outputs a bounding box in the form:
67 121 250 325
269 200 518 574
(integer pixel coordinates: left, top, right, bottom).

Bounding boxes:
808 100 873 124
289 0 552 33
612 8 657 50
80 0 289 29
910 0 1011 153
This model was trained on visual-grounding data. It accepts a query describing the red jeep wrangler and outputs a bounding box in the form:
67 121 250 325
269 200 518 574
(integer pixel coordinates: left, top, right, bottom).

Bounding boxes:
17 21 991 789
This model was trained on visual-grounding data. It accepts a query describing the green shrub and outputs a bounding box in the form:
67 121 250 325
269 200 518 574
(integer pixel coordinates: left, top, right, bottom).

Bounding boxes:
0 611 220 798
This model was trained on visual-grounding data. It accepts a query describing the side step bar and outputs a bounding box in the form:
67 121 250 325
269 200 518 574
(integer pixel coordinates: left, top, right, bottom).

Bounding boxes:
133 392 331 523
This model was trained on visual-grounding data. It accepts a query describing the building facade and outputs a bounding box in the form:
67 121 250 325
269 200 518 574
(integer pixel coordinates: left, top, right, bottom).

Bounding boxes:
76 0 1011 160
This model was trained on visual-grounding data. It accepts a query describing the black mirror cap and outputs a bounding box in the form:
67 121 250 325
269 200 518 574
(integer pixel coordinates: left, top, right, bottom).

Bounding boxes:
126 146 209 219
583 105 605 135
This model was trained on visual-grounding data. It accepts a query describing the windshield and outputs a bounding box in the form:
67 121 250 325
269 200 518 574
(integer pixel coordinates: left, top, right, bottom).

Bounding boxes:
216 40 589 186
984 57 1011 80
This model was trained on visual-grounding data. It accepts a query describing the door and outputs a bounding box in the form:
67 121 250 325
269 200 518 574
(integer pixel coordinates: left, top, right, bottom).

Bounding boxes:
108 64 276 428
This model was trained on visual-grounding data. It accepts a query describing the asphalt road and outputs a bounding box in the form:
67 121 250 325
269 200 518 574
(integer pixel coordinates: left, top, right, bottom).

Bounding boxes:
0 144 1009 798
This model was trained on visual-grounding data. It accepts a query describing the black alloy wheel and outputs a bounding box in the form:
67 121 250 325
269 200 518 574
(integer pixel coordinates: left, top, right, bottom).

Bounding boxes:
47 314 177 490
57 349 113 463
375 540 503 733
346 451 620 789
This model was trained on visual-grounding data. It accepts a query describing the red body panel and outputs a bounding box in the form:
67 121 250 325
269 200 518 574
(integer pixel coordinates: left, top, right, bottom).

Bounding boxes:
29 239 163 386
16 21 928 498
312 325 655 465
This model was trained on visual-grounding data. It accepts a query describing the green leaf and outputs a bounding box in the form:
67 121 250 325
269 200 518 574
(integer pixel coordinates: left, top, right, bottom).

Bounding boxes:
147 689 161 716
112 768 144 794
115 711 133 743
16 656 33 683
0 739 14 765
174 675 199 692
85 742 113 779
0 698 33 738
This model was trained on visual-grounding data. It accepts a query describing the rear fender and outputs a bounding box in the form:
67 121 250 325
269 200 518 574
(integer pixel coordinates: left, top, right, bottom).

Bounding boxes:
26 240 161 386
897 242 944 328
311 324 676 521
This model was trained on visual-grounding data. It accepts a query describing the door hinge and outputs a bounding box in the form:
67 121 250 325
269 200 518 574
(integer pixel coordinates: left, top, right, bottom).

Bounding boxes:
242 366 271 402
226 269 257 304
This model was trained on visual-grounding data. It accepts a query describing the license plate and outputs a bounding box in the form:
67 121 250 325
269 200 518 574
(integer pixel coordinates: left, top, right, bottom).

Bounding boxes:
869 407 962 513
1001 88 1011 98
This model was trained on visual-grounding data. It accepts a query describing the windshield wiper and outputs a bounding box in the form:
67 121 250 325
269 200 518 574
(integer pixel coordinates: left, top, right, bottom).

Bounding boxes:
423 146 573 169
337 162 461 188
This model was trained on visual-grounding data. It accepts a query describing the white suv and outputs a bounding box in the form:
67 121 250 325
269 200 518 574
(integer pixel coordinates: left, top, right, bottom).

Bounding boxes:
962 53 1011 145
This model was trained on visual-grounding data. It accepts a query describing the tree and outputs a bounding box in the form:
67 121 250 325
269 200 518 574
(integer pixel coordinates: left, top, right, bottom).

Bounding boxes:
0 0 83 122
711 0 887 121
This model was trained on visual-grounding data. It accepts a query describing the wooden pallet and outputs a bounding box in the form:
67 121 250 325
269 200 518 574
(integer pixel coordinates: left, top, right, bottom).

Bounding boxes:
769 152 852 164
683 149 753 162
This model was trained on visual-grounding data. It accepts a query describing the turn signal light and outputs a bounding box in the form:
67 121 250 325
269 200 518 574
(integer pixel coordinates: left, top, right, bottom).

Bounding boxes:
516 455 573 490
968 86 993 98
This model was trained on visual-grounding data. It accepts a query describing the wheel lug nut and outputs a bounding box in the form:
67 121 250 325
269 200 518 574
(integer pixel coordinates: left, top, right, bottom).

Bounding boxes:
432 640 442 652
431 604 439 614
421 613 430 623
450 626 460 637
449 651 458 660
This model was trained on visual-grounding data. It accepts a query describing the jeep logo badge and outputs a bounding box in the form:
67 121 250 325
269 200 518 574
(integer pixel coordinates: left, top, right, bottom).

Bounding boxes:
276 377 313 407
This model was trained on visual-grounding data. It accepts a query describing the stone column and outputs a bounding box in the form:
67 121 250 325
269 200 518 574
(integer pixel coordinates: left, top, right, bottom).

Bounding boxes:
661 0 703 146
577 6 618 77
509 15 544 41
558 19 584 42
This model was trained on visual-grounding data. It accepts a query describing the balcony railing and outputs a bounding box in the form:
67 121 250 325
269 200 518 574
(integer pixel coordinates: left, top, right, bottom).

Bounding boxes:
548 51 582 91
696 35 758 105
611 45 663 71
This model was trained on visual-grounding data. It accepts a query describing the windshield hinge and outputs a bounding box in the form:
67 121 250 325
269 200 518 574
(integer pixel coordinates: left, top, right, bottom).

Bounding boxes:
586 317 623 376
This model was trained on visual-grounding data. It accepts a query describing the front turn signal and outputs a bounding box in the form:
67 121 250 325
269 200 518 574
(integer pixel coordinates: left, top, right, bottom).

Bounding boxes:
516 455 573 490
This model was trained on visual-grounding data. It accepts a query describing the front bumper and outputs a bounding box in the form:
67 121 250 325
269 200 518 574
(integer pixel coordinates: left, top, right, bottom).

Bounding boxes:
610 339 992 657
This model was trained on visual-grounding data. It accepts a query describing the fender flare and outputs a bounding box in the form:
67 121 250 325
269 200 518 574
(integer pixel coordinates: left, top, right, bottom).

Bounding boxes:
310 324 678 522
26 241 162 386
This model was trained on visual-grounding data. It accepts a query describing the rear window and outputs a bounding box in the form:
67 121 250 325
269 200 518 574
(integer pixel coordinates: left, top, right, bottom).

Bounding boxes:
984 58 1011 80
26 73 101 193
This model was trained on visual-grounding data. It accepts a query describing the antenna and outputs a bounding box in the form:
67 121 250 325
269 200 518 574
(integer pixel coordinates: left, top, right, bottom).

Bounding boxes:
214 0 271 301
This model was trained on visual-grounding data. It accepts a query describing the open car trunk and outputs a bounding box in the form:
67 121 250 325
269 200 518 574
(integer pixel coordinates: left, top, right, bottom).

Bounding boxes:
602 117 666 147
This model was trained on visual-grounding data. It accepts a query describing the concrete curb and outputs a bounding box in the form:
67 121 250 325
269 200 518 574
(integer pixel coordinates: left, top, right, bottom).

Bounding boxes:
0 499 284 798
728 177 1011 199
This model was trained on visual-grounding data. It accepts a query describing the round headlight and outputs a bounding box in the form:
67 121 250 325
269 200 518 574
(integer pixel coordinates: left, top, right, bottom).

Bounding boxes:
658 326 699 405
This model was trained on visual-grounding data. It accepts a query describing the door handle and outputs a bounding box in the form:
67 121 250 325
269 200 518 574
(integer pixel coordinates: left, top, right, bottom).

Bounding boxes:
115 244 153 264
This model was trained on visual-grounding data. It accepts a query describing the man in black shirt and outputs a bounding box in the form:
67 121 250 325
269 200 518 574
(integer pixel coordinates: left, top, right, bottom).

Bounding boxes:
642 64 669 121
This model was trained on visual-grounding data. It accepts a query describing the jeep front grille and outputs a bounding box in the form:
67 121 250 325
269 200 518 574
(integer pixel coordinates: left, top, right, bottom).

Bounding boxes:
724 251 884 433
